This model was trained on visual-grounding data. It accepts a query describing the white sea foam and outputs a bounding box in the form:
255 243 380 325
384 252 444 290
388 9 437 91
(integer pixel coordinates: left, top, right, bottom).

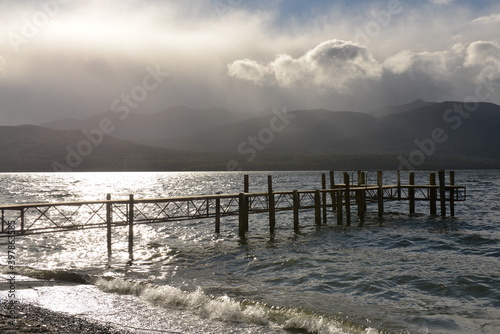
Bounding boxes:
96 277 270 324
95 277 365 334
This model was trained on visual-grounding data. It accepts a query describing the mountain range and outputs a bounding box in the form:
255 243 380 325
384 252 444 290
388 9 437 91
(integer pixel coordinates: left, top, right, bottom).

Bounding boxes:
1 101 500 172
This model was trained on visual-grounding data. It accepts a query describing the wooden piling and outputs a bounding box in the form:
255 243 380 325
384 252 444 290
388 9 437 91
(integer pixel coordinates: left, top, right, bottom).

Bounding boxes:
360 172 367 213
321 174 327 225
20 208 25 234
377 171 384 217
356 173 366 223
439 170 446 217
215 197 221 234
343 172 351 226
356 190 364 223
450 171 455 217
238 193 248 238
336 189 343 225
268 175 276 233
128 194 134 262
244 175 249 193
243 175 249 232
429 173 437 215
409 172 415 214
106 194 112 259
355 172 363 221
397 170 402 200
293 190 300 232
314 189 321 226
329 171 336 212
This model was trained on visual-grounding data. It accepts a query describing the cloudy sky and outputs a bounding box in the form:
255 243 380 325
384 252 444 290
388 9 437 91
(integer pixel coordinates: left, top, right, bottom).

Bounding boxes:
0 0 499 125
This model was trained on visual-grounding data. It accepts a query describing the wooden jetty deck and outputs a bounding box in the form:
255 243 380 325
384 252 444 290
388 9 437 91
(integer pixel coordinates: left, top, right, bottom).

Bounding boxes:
0 170 465 261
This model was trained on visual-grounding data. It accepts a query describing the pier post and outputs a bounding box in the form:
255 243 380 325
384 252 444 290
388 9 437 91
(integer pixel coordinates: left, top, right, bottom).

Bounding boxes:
336 189 343 225
238 193 248 238
243 175 249 232
314 190 321 226
439 170 446 217
106 194 112 259
20 208 25 234
450 171 455 217
215 197 221 234
409 172 415 214
322 174 327 224
268 175 276 233
343 173 351 226
128 194 134 262
377 171 384 217
397 170 402 200
357 173 366 223
355 172 362 221
360 172 367 214
293 190 300 232
429 173 437 215
329 171 336 212
244 175 249 193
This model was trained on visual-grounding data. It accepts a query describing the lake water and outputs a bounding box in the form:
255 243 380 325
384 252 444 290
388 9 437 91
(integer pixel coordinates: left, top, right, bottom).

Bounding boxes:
0 171 499 334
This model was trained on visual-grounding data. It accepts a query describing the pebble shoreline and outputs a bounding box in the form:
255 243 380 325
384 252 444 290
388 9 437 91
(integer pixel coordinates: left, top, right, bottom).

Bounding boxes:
1 302 131 334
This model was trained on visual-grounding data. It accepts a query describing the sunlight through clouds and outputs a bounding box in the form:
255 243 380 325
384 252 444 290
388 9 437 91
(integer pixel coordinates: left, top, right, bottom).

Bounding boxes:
0 0 499 125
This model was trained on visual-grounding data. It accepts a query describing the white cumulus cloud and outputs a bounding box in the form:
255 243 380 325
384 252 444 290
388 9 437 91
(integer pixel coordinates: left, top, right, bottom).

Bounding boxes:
464 40 500 84
383 48 461 78
228 39 383 93
227 59 272 85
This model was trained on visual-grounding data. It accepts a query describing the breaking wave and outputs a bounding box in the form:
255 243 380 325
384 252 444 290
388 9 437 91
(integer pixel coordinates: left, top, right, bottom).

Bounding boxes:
95 277 377 334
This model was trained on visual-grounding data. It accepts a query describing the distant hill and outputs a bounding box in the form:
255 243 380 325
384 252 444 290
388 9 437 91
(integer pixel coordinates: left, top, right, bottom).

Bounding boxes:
340 101 500 159
369 99 437 118
156 101 500 161
0 125 231 172
5 100 500 171
42 105 251 147
159 109 378 152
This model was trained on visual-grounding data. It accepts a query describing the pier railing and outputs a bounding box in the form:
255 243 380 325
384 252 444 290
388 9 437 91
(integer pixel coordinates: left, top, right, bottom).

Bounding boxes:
0 170 465 261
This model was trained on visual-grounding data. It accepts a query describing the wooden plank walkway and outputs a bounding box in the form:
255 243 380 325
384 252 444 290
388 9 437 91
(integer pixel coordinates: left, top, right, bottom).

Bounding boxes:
0 170 466 261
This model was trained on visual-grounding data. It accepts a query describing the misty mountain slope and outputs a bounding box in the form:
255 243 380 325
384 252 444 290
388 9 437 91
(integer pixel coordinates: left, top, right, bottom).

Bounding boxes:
437 103 500 158
155 109 379 152
13 100 500 171
42 105 251 145
369 99 437 118
0 125 205 172
334 102 500 158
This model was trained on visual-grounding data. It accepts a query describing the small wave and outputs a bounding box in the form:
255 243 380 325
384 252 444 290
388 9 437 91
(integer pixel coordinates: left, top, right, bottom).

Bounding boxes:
95 277 375 334
1 265 90 284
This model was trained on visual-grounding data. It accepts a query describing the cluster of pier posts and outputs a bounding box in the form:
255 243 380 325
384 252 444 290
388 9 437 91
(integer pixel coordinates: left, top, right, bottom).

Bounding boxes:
236 170 461 239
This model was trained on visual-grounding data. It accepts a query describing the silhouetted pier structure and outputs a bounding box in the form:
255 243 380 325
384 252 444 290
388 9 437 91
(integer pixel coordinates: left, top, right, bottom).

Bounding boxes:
1 170 465 261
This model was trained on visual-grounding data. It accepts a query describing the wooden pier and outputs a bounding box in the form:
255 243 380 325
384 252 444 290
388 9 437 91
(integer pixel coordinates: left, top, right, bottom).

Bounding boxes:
0 170 466 261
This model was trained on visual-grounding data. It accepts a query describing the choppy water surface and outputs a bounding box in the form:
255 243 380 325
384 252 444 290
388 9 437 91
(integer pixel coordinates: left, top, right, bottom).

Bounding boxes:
1 171 499 334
